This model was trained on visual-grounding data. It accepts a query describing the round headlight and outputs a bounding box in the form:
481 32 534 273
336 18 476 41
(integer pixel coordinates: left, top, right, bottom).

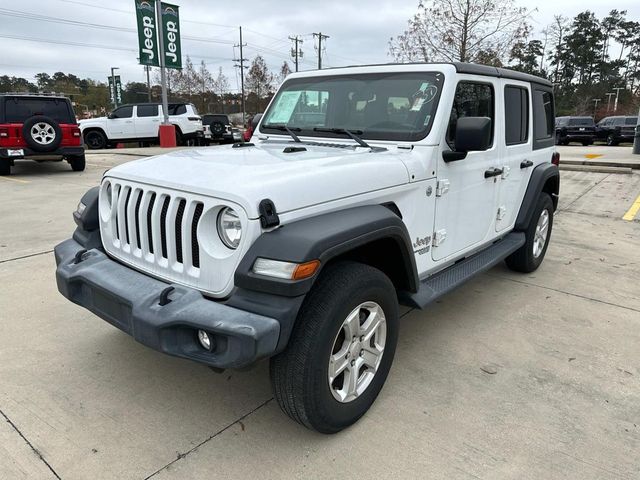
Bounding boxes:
217 207 242 249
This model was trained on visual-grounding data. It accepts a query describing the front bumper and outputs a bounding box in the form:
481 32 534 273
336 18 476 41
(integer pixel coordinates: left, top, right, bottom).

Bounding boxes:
0 146 84 159
54 238 280 369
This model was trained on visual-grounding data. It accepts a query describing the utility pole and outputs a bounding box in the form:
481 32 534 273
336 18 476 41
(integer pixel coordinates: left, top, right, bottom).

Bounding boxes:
612 87 624 113
234 26 248 125
312 32 329 69
605 92 615 113
289 35 303 72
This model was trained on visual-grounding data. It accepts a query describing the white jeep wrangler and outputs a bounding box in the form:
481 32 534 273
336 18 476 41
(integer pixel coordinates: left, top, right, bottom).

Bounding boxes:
55 63 559 433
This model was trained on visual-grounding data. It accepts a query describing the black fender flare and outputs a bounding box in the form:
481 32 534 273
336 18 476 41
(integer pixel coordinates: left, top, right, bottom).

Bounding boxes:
234 204 419 298
515 163 559 231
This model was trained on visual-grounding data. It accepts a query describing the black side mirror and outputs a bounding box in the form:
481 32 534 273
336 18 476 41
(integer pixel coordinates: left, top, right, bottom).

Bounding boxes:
251 114 262 131
108 113 115 119
443 117 492 162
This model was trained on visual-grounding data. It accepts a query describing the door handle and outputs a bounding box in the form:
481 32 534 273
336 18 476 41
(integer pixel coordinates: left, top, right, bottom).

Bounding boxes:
125 120 133 124
484 167 503 178
520 160 533 169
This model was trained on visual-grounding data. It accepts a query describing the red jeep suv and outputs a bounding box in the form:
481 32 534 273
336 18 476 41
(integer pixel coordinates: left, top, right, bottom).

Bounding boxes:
0 93 85 175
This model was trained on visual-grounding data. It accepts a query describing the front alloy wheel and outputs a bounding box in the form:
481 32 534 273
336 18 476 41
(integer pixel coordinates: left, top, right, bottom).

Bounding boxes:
270 262 398 433
328 302 387 403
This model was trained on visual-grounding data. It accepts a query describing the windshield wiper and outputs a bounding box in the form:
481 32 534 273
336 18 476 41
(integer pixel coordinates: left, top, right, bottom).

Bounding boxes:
261 124 302 142
313 127 371 149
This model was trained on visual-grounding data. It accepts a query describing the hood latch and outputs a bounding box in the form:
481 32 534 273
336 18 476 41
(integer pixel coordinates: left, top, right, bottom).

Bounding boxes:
259 199 280 228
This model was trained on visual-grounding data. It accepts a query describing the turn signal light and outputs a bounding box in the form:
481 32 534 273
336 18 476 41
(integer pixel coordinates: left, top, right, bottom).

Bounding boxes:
292 260 321 280
72 128 81 137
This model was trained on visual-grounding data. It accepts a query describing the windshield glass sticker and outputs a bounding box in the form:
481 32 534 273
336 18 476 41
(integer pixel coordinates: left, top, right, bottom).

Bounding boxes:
268 91 302 124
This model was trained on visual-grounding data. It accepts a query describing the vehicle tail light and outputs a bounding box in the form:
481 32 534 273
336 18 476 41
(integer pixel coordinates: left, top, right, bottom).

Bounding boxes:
551 152 560 166
72 127 81 137
188 117 200 121
0 127 8 138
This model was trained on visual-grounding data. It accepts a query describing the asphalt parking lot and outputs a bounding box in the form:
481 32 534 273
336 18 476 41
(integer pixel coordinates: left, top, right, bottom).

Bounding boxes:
1 145 639 479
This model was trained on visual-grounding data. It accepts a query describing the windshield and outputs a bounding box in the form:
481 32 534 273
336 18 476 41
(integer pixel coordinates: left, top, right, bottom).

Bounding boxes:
568 117 594 126
261 72 444 142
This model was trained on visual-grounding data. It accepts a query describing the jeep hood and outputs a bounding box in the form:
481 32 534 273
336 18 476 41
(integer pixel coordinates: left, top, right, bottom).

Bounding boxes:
105 142 410 218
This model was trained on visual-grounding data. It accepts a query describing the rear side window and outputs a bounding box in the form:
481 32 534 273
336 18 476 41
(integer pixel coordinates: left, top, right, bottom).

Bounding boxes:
504 86 529 145
4 97 75 123
624 117 637 126
532 88 554 150
168 104 187 115
447 82 494 147
137 104 158 117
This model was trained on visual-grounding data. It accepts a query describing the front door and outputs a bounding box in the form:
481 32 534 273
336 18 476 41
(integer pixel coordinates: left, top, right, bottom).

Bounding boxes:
107 105 135 139
432 79 500 262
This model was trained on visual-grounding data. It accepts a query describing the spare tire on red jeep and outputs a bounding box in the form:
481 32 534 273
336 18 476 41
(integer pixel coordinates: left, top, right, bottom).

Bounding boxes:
22 115 62 152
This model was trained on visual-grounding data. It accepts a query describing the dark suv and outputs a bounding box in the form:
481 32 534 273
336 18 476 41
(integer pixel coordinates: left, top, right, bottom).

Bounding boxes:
202 114 234 144
555 116 596 146
595 116 638 146
0 93 85 175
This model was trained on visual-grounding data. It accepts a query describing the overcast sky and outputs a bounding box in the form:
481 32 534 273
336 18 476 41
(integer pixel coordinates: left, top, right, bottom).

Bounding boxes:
1 0 639 92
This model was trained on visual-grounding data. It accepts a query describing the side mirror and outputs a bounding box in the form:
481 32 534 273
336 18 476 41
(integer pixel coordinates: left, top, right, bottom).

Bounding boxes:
443 117 492 162
251 114 262 131
107 113 115 119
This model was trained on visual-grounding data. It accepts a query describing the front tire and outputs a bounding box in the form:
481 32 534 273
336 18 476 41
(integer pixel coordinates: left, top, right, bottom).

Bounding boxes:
506 193 554 273
270 262 399 433
84 130 107 150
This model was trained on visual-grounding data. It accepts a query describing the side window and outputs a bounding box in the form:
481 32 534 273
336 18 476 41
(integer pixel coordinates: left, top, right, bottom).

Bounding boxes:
504 86 529 145
168 104 187 115
447 82 494 146
137 104 158 117
614 118 625 126
533 89 553 141
111 106 133 119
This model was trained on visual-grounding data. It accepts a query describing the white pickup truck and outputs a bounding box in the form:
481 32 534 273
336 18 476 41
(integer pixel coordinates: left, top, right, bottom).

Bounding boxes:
79 102 203 148
56 62 559 433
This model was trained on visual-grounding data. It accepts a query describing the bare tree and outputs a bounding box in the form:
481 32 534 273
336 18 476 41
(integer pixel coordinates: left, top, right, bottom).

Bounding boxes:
212 67 230 112
546 15 569 84
245 55 274 111
389 0 532 64
278 61 293 84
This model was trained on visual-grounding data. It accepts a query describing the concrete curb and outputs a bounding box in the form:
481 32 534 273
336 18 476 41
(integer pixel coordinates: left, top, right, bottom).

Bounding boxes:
559 164 633 174
560 159 640 169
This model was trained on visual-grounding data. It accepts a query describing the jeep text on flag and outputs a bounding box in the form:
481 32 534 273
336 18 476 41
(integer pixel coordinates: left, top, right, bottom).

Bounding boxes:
160 3 182 69
135 0 160 67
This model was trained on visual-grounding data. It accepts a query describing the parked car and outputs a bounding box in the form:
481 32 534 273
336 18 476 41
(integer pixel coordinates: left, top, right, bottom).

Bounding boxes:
79 103 203 149
555 116 596 145
55 62 559 433
201 114 234 144
0 93 85 175
595 115 638 146
243 113 262 141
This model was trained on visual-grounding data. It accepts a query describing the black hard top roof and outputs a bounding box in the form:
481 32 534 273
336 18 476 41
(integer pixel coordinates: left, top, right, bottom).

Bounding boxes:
317 61 553 87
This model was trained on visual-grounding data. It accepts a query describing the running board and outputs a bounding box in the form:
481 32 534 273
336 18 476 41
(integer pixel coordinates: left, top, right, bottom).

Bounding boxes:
400 232 525 309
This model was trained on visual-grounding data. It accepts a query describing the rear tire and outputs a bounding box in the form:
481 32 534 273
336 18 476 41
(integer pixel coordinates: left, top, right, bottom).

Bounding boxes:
0 159 10 175
606 134 618 146
270 262 399 433
68 154 86 172
506 193 554 273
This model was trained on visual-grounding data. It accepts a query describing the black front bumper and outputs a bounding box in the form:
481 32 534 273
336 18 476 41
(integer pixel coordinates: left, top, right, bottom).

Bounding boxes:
54 238 280 369
0 146 84 160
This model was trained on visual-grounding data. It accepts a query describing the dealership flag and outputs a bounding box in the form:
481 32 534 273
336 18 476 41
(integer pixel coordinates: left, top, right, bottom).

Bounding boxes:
160 3 182 69
135 0 160 67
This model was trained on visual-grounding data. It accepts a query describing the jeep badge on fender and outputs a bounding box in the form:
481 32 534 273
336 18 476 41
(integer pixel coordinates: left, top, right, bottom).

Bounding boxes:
54 62 559 433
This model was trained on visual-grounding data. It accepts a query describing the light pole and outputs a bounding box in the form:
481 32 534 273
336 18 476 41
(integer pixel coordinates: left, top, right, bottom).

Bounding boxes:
612 87 624 113
110 67 119 108
605 92 615 113
592 98 601 115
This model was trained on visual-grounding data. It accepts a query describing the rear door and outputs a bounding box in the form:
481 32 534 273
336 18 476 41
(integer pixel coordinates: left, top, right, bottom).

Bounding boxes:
134 104 160 138
107 105 135 139
496 81 531 232
432 78 500 262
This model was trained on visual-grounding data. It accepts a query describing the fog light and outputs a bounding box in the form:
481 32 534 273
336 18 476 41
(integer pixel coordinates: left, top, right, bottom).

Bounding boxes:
197 330 212 351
